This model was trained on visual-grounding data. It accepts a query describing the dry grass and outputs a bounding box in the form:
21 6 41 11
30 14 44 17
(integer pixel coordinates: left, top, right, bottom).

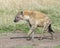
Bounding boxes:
0 0 60 10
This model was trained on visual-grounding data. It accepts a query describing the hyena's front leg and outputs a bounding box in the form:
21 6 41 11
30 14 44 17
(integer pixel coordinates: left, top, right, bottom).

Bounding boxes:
27 25 37 40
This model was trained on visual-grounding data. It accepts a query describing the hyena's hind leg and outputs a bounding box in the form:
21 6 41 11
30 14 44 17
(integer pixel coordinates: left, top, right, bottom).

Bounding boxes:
42 23 54 40
39 23 51 40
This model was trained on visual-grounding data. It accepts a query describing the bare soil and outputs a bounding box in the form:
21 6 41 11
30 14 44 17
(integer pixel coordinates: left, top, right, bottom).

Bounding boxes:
0 30 60 48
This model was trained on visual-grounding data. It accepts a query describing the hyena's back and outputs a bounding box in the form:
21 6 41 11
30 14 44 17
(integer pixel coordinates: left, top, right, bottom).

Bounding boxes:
24 10 51 27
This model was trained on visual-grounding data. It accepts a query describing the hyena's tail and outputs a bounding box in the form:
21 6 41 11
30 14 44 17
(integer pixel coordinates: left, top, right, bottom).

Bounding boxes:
48 24 54 33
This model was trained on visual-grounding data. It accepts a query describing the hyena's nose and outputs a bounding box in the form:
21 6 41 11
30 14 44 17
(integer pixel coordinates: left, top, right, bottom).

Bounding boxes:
14 20 16 22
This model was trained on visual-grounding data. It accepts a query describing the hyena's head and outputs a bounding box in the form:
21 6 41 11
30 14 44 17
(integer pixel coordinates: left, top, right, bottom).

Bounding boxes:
14 11 24 22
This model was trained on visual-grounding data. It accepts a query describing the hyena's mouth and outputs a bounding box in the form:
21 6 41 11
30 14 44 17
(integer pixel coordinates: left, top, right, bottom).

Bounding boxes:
14 20 18 22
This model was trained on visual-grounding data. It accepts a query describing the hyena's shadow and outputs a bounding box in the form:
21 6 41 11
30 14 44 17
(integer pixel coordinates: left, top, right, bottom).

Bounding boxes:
10 36 52 40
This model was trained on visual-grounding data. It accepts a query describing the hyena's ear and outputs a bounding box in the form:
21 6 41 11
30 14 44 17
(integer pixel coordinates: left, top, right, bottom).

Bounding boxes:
20 11 23 15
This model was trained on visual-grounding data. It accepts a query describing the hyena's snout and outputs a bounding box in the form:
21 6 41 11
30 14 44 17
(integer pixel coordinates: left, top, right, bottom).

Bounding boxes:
14 19 17 22
14 18 19 22
14 17 20 22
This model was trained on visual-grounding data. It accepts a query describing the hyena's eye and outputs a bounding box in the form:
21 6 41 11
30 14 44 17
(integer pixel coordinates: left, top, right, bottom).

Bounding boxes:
17 17 19 18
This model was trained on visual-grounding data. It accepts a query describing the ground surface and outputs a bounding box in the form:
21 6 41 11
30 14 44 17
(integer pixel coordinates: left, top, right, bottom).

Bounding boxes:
0 30 60 48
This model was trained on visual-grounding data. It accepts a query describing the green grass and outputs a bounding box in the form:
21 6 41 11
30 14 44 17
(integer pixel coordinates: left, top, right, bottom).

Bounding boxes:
15 46 33 48
54 45 60 48
0 0 60 33
0 23 42 34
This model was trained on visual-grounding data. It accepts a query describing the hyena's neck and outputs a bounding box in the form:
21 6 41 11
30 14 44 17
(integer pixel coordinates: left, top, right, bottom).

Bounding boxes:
24 15 30 21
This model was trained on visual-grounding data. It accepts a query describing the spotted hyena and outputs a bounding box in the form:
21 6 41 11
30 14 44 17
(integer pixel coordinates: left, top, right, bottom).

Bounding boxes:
14 10 54 40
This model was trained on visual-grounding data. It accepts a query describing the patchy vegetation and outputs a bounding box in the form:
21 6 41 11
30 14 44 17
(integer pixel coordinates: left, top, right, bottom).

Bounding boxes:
0 0 60 33
54 45 60 48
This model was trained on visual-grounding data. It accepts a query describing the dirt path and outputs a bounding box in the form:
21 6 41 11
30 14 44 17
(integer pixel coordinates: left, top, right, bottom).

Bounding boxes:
0 30 60 48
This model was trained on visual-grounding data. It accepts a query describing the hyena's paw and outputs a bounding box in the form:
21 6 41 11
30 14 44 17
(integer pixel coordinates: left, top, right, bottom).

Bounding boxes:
26 37 32 41
38 37 44 40
50 37 55 40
